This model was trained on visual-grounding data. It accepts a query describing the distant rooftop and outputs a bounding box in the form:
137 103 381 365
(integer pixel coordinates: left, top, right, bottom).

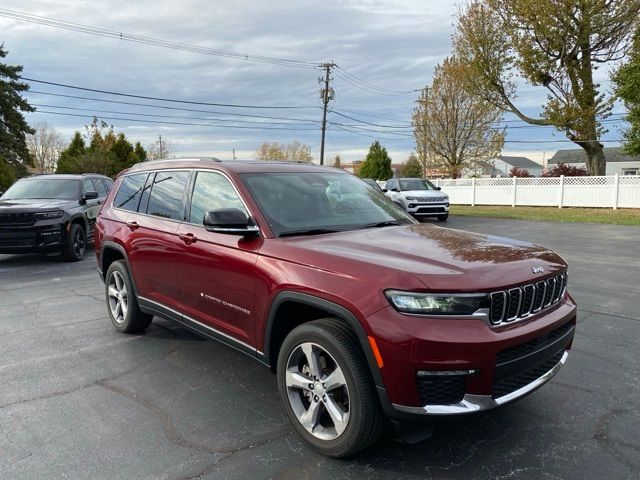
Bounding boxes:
548 147 639 164
496 155 541 169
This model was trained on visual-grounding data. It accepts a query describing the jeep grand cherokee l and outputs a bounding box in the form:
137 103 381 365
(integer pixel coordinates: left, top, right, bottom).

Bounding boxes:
95 159 576 457
0 174 113 261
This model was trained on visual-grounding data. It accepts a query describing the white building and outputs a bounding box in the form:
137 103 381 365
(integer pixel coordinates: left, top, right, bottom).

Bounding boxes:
548 147 640 175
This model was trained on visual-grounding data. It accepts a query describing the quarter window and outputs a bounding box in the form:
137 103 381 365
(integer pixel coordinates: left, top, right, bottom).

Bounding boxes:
189 171 246 225
145 171 190 220
113 174 148 212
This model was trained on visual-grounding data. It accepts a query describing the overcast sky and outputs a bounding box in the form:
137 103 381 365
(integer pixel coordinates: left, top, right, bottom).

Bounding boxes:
0 0 627 165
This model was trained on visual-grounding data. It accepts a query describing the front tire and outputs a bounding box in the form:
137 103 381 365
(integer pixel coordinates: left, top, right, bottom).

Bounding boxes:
277 318 384 457
437 214 449 222
105 260 152 333
62 223 86 261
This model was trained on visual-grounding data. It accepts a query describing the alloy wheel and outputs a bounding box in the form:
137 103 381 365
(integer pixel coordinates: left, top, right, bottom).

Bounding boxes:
285 342 350 441
107 271 128 324
73 228 85 258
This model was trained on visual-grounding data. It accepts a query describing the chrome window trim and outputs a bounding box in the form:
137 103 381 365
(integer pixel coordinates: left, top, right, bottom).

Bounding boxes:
392 351 569 415
113 167 263 236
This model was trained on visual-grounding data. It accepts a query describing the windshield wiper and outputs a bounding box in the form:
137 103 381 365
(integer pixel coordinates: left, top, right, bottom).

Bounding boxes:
354 220 406 230
279 228 343 237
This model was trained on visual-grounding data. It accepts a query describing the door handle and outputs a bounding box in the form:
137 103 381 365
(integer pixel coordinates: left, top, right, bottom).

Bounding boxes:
126 221 139 231
179 233 197 245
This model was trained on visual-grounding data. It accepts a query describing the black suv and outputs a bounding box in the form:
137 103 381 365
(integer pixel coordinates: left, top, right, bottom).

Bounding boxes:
0 174 113 261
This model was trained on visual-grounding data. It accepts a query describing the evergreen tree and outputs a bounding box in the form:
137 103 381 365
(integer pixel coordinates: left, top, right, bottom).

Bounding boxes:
358 141 393 180
0 159 15 193
134 142 147 162
613 28 640 155
399 154 423 178
56 132 86 174
0 45 35 182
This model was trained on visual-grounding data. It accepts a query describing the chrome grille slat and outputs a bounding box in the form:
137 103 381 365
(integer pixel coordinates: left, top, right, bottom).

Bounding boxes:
489 273 567 327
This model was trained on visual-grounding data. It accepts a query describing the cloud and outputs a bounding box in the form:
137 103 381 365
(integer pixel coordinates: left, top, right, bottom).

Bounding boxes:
1 0 623 164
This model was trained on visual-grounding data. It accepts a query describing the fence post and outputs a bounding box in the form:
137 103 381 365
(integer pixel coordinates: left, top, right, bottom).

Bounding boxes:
612 174 620 210
558 175 564 209
471 178 476 206
512 176 517 207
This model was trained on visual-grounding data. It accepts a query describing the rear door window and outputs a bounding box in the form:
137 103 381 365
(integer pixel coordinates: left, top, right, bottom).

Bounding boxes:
145 171 190 221
113 173 148 212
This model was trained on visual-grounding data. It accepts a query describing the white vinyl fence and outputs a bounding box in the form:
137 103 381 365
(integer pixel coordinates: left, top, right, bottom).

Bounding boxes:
434 175 640 209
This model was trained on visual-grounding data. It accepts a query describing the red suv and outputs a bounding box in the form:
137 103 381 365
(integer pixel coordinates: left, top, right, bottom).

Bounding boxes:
95 159 576 457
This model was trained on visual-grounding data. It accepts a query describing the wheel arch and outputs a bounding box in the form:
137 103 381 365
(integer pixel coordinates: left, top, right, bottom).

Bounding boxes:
99 241 139 295
263 292 387 395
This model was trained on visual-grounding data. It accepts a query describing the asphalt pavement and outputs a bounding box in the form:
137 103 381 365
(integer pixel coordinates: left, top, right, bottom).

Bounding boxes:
0 217 638 480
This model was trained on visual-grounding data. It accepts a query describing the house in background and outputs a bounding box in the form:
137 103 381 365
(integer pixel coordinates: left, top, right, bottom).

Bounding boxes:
491 155 543 177
548 147 640 175
465 155 543 177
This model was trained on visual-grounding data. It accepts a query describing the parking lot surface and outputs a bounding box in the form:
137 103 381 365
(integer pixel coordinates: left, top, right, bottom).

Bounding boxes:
1 217 639 480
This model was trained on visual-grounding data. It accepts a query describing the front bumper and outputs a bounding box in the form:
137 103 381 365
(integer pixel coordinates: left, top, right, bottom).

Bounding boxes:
405 202 449 216
0 222 69 254
366 295 576 418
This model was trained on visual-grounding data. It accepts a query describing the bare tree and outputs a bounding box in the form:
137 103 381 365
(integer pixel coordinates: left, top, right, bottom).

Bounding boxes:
255 140 313 162
454 0 640 175
148 135 172 161
412 57 505 178
26 122 63 174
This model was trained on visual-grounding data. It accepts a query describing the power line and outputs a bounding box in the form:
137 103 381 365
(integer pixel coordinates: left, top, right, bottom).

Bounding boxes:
26 90 321 123
30 103 320 127
334 66 420 95
23 77 320 109
0 8 318 69
32 110 320 131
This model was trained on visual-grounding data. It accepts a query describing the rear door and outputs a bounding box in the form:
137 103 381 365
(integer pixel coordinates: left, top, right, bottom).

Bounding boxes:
125 170 191 307
175 170 262 350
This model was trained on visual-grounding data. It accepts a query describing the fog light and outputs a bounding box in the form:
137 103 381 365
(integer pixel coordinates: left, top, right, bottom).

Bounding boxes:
417 369 479 377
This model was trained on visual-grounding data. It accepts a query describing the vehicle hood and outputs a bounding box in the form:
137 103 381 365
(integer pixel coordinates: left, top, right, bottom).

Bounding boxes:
0 199 75 212
277 224 566 291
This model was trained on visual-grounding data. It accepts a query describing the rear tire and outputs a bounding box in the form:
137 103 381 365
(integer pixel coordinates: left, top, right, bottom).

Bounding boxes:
277 318 384 458
105 260 152 333
437 214 449 222
62 223 86 261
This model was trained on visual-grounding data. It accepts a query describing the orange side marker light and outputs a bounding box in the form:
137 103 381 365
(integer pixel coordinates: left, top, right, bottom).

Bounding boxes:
368 336 384 368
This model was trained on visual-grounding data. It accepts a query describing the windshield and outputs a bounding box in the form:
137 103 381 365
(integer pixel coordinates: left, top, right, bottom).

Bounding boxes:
399 179 437 191
240 172 414 237
1 178 80 200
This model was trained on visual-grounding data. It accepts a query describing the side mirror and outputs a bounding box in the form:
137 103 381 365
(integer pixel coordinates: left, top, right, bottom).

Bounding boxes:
203 208 259 236
381 188 388 193
84 191 99 200
435 186 442 191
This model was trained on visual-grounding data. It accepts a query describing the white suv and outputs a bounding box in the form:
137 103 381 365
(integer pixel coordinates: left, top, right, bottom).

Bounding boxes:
383 178 449 222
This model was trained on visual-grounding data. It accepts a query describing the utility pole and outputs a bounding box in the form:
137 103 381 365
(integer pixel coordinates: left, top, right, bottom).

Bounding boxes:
319 62 336 165
232 148 237 160
158 134 165 159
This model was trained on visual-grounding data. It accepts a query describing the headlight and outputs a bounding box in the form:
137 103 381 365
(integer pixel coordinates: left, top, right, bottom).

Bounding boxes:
35 210 64 220
385 290 488 315
404 196 416 201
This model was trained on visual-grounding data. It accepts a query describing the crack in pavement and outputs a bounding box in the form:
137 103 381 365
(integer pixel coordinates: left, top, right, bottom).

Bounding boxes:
95 377 293 480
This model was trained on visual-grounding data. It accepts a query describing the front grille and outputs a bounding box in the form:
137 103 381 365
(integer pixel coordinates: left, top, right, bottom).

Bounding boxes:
416 376 466 405
415 196 447 203
0 237 36 247
489 272 567 326
416 206 446 214
493 351 564 398
496 320 574 364
0 212 35 226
